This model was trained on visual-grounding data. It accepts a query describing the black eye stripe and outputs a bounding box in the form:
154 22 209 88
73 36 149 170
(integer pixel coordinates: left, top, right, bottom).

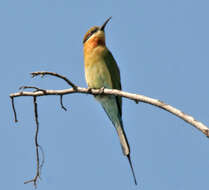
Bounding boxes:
91 28 98 34
83 28 99 43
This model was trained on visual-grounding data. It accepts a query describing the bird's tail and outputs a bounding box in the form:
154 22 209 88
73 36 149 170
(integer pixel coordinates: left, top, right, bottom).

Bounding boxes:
116 123 138 185
96 95 137 185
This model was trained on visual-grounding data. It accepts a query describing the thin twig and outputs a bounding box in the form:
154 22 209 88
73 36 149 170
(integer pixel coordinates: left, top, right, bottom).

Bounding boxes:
24 96 41 187
38 144 45 175
19 86 46 93
60 95 67 111
10 97 18 122
31 71 77 89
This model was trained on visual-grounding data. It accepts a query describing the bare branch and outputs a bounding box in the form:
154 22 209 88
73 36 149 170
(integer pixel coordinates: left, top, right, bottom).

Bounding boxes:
10 97 18 122
10 86 209 138
31 71 77 89
24 96 42 187
10 71 209 188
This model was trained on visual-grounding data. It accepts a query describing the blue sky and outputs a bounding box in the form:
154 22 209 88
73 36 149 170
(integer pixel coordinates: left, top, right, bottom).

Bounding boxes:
1 0 209 189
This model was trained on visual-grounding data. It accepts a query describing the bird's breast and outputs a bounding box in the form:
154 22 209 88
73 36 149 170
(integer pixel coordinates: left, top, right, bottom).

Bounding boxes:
84 47 112 89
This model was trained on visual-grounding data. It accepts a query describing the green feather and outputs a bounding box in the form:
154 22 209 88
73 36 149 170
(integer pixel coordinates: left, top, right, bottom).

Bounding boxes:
102 49 122 116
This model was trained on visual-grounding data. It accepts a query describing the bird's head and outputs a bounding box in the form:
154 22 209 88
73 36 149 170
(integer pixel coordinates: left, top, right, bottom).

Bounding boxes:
83 17 112 48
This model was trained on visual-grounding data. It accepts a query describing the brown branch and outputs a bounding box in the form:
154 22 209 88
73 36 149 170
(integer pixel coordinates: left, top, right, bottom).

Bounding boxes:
24 96 42 187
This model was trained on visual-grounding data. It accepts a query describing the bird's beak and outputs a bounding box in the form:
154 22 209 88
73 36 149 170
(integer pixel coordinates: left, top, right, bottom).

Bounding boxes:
100 17 112 31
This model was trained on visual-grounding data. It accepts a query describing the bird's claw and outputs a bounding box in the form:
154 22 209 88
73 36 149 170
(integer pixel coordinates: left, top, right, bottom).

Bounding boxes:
87 87 105 95
98 87 105 94
87 87 92 93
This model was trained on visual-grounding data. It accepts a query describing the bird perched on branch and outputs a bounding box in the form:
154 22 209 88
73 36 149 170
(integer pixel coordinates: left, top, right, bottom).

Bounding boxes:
83 17 137 185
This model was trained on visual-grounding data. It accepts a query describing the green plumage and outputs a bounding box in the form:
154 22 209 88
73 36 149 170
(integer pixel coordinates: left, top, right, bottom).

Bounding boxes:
102 49 122 116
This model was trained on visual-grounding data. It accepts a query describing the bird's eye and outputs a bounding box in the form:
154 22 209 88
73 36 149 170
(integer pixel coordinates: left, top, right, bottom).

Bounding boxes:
87 33 92 39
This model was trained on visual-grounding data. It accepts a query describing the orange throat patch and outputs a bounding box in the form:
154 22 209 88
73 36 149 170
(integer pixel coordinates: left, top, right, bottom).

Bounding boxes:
84 36 105 51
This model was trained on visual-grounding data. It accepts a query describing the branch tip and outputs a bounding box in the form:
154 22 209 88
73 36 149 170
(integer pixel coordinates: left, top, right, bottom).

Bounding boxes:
10 96 18 122
60 95 67 111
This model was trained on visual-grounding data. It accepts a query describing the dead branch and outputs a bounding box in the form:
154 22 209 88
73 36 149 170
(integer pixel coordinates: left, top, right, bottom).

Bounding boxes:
10 86 209 137
10 71 209 187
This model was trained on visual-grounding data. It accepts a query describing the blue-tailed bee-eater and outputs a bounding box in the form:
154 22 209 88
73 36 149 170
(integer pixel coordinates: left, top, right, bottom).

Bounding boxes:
83 17 137 185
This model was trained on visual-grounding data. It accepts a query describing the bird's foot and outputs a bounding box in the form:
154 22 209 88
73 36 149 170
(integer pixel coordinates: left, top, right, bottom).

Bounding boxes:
87 87 93 93
98 87 105 94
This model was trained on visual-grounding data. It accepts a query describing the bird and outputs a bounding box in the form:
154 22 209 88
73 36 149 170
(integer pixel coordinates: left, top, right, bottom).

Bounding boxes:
83 17 137 185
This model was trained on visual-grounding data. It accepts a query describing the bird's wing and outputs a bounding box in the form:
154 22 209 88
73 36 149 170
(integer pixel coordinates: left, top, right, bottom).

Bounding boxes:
103 49 122 116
